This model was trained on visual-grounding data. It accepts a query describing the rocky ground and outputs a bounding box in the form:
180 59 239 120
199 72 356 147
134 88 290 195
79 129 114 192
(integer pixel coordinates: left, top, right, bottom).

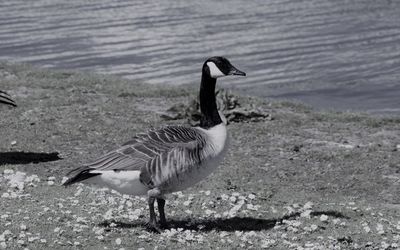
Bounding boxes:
0 62 399 249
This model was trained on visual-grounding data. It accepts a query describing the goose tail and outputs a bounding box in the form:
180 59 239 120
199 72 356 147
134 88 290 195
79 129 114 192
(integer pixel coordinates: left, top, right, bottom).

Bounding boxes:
63 166 100 186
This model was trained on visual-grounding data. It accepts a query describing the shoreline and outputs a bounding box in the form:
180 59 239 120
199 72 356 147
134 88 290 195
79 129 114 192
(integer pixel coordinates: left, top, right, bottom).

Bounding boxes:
4 59 400 118
1 62 399 249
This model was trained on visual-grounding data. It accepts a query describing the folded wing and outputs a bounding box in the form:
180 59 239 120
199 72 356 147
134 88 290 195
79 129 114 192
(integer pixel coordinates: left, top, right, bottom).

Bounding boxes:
64 126 209 187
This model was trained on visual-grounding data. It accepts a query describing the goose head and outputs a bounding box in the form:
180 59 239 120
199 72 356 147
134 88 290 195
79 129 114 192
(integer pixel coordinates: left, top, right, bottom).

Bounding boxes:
203 56 246 79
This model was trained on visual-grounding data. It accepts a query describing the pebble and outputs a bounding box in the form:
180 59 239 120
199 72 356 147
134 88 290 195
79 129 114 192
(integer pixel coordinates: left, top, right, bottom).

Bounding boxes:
261 239 276 248
61 177 69 185
3 169 14 175
1 193 10 198
205 209 215 216
248 193 256 200
303 201 314 210
300 210 312 218
220 232 229 237
220 194 229 201
246 204 258 211
28 237 38 242
381 242 389 249
94 228 104 235
376 223 385 235
304 224 318 232
320 214 329 222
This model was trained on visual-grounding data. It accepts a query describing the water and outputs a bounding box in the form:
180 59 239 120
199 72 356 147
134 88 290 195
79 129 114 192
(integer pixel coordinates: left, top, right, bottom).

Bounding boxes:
1 0 400 114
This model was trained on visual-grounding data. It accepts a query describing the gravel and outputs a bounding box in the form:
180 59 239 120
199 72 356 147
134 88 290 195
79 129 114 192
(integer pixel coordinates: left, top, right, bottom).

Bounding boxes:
0 62 399 249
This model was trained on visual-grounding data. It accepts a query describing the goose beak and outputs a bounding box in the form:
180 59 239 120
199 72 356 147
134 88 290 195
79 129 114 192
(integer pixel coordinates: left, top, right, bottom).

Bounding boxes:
229 67 246 76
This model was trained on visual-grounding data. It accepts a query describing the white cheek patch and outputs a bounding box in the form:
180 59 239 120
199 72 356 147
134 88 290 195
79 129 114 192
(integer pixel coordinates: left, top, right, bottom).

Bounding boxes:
207 62 225 78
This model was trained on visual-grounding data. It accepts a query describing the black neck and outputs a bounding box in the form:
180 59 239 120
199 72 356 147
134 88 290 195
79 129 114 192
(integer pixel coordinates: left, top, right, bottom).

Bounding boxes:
199 67 222 129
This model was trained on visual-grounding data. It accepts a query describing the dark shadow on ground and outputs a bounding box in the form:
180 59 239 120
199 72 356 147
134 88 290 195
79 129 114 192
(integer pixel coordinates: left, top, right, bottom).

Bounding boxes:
100 216 278 232
310 210 350 219
166 216 279 231
0 151 62 165
99 210 349 232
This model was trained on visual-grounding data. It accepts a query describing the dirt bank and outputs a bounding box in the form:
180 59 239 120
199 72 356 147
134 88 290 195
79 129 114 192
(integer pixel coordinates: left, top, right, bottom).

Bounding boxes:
1 62 399 249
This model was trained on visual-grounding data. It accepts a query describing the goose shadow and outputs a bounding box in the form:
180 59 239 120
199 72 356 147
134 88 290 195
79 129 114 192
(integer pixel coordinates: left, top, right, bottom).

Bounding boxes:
99 210 349 232
100 216 278 232
0 151 62 165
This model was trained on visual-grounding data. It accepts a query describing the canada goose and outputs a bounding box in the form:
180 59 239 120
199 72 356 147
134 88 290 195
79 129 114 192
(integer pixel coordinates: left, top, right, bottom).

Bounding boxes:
64 56 246 232
0 90 16 107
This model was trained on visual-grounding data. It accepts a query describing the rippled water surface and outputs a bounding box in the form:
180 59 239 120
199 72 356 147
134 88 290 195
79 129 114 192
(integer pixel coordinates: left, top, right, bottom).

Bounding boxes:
1 0 400 114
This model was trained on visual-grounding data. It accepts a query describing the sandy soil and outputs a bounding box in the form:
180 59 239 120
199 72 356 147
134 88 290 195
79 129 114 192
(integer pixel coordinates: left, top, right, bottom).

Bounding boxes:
0 62 399 250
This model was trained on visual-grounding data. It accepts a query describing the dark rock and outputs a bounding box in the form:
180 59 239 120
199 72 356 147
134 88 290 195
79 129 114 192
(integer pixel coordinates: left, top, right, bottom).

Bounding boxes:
161 89 271 124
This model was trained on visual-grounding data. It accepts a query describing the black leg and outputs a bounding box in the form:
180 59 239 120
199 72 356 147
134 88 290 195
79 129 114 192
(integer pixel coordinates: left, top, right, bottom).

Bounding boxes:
146 197 161 233
157 198 167 228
